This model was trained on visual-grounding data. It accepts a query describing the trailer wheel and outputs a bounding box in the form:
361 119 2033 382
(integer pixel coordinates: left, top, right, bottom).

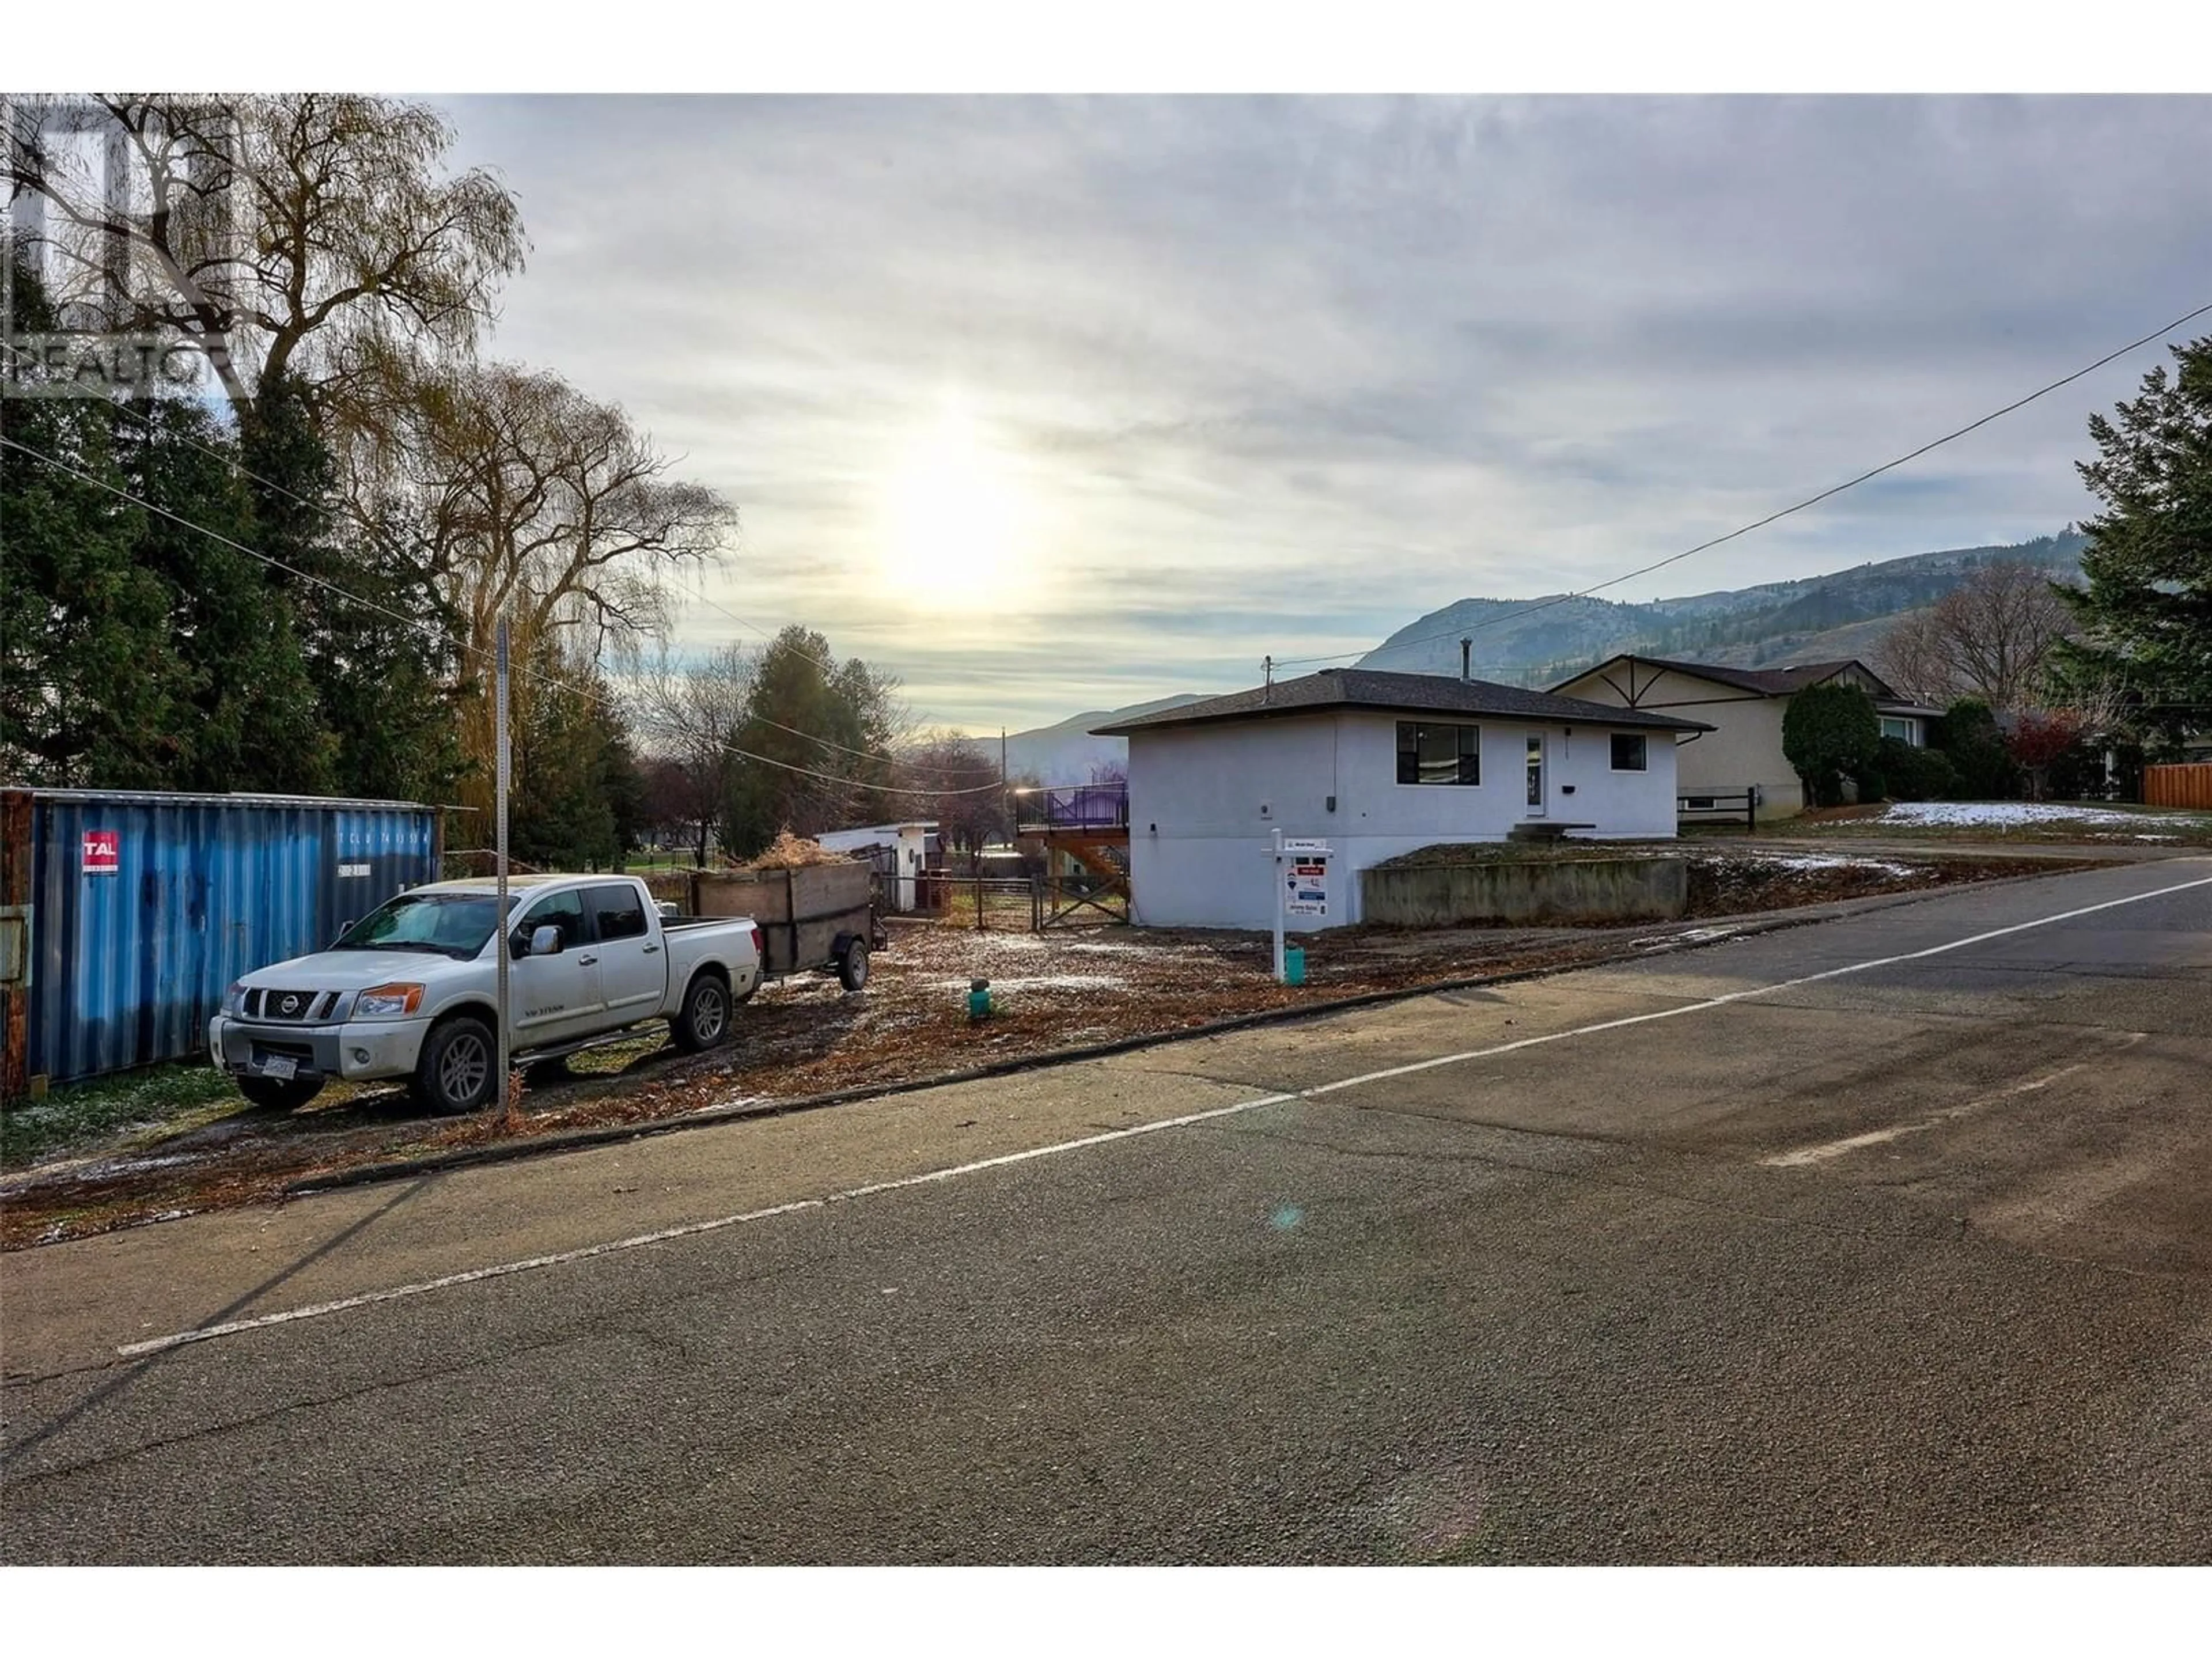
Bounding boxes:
238 1075 323 1113
836 938 871 991
673 970 732 1052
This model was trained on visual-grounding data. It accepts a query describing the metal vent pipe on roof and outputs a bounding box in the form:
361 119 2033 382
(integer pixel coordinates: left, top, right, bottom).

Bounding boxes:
1460 637 1471 680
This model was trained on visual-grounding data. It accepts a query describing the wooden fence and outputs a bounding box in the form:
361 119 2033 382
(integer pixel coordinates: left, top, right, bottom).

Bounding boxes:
2144 764 2212 810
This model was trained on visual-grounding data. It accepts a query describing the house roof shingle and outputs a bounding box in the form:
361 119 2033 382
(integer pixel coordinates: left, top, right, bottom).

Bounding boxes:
1089 668 1714 737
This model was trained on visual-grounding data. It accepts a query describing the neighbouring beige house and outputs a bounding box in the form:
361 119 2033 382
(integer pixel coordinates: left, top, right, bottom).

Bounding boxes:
1548 656 1945 821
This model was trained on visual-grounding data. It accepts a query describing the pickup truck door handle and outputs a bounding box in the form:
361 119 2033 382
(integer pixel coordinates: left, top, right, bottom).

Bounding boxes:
578 954 600 966
642 944 661 954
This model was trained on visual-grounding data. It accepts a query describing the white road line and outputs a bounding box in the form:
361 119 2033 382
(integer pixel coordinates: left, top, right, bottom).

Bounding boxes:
1760 1040 2144 1169
116 1096 1294 1358
1291 871 2211 1100
118 869 2212 1359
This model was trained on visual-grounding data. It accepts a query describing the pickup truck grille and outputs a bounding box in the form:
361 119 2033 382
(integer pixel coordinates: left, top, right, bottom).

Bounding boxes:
245 988 339 1022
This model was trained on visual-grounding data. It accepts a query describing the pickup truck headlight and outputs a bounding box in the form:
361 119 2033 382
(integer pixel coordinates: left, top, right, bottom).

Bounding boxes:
354 982 425 1018
222 980 245 1016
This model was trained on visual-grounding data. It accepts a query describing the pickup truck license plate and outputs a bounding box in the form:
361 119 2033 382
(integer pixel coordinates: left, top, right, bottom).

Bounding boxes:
260 1055 298 1081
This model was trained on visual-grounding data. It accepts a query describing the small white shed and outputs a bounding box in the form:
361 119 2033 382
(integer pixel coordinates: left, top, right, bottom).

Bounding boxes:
813 820 935 912
1092 668 1710 931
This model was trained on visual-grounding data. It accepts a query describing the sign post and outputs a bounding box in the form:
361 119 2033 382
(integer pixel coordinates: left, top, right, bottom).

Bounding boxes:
1271 828 1285 983
494 616 511 1113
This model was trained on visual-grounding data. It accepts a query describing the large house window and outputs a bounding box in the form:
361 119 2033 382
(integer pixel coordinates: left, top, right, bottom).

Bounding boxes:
1396 721 1481 786
1610 733 1648 771
1880 716 1919 746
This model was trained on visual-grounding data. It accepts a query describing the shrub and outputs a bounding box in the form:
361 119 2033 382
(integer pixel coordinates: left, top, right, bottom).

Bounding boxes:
1782 682 1881 808
1874 736 1961 802
1931 699 2017 798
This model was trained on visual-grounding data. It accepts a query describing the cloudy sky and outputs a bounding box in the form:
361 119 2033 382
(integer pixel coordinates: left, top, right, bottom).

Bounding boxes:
434 95 2212 733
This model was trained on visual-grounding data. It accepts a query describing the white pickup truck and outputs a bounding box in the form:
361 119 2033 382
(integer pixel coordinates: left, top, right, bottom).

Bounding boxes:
207 873 763 1115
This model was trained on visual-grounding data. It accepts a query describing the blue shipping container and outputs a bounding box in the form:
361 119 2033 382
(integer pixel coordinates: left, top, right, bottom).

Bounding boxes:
4 789 439 1088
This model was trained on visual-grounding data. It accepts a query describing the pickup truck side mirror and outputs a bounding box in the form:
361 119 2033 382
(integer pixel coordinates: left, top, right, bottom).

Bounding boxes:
333 919 356 948
527 924 563 958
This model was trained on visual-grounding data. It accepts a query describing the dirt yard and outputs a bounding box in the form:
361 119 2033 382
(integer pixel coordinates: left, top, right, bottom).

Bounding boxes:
0 846 2081 1247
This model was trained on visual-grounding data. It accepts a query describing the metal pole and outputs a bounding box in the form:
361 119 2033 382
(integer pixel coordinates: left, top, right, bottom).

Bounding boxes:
494 616 511 1111
1272 827 1285 983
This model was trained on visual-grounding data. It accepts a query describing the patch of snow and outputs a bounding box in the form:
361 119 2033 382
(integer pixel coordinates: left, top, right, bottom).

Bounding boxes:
1878 801 2168 829
1747 854 1919 878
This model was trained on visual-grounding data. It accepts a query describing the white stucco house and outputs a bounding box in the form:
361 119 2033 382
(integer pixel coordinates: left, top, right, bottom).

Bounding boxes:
1548 656 1945 822
1090 668 1710 931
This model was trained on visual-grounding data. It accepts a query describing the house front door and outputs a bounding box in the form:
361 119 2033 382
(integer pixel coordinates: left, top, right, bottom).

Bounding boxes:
1525 734 1547 817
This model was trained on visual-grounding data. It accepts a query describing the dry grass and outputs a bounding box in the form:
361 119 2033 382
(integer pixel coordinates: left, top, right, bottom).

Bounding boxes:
736 829 859 870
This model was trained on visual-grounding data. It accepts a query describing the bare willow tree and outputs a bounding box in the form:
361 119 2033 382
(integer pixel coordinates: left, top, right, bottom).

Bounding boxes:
2 94 525 416
347 359 736 820
1873 560 2079 713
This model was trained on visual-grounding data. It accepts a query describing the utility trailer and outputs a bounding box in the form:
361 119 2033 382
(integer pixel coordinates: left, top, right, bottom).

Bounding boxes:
687 859 884 990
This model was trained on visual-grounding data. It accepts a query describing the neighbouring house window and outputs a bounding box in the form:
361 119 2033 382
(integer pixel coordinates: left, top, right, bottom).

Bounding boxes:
1610 733 1648 771
1880 716 1918 745
1396 721 1481 785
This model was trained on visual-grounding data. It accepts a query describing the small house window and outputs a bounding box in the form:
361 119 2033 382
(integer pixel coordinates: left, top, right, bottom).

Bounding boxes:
1880 717 1918 745
1396 721 1480 786
1610 733 1648 771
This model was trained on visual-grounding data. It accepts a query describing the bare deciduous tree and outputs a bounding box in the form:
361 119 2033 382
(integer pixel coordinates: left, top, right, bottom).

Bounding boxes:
3 94 526 415
900 730 1006 855
347 359 735 822
632 640 757 865
1872 560 2078 713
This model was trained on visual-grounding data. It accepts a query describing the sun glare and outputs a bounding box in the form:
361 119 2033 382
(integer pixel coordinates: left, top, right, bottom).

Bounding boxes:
880 406 1037 608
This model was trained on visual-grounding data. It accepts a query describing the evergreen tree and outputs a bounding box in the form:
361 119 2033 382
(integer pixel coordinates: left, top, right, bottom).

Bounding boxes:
116 397 335 792
237 372 463 802
1781 682 1880 808
1 259 184 783
507 634 641 870
2053 336 2212 755
722 627 902 855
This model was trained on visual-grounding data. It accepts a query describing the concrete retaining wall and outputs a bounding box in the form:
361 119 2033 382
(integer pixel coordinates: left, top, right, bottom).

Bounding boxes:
1360 857 1688 927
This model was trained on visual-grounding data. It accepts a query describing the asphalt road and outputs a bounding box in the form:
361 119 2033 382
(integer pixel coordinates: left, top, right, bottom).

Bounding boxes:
6 856 2211 1564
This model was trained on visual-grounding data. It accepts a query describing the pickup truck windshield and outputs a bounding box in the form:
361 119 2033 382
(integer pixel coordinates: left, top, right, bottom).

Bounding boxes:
334 892 511 959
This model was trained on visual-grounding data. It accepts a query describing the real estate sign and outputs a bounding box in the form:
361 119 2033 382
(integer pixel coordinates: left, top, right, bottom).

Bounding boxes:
1284 844 1331 918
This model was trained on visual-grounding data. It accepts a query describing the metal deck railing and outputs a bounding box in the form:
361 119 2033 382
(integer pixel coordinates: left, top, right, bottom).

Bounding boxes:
1012 782 1129 836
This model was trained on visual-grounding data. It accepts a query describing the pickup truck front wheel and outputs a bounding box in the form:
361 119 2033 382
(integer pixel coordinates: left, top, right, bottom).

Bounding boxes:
416 1015 499 1115
673 971 732 1053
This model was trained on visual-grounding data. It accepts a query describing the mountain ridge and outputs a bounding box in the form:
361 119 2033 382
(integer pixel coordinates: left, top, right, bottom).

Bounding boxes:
996 531 2087 779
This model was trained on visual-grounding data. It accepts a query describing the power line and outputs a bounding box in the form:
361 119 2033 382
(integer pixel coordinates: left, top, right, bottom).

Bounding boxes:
0 431 1007 798
0 331 897 726
0 350 988 779
1275 296 2212 671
